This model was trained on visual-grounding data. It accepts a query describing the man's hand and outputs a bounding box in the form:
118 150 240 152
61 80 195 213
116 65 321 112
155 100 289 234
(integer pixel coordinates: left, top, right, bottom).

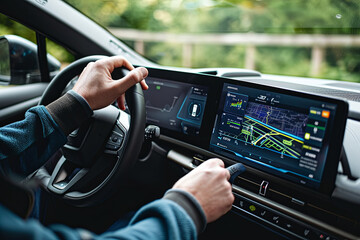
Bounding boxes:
72 56 148 110
172 158 234 223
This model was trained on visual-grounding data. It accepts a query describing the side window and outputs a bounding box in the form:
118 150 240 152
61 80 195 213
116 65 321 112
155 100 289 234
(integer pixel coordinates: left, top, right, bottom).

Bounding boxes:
0 14 73 87
0 39 10 84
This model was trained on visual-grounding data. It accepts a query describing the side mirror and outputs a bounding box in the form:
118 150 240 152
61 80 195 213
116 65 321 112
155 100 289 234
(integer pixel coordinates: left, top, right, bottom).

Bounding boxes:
0 35 61 85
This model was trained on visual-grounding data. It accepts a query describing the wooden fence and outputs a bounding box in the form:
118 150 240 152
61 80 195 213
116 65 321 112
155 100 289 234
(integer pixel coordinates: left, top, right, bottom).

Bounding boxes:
109 28 360 76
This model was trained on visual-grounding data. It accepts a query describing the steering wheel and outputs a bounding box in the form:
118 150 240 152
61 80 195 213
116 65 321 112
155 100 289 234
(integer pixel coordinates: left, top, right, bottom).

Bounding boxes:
39 55 145 207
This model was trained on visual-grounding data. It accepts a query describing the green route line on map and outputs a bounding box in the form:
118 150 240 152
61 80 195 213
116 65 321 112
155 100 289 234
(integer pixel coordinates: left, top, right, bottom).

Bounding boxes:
227 121 241 126
265 107 272 125
220 114 304 159
244 116 303 143
240 116 303 158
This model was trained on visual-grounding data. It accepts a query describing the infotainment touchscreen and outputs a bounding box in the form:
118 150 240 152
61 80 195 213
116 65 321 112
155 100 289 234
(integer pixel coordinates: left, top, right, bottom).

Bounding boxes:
209 83 344 190
144 77 208 136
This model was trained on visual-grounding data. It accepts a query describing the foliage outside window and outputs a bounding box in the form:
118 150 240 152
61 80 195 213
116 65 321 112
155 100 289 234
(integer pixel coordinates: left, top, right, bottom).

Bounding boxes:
65 0 360 82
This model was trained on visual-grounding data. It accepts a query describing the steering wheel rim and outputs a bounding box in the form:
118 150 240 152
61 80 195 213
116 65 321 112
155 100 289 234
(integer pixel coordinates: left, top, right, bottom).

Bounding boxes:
39 55 145 207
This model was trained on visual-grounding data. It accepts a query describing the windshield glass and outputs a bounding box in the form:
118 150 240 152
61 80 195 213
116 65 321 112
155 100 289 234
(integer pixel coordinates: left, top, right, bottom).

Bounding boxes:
66 0 360 83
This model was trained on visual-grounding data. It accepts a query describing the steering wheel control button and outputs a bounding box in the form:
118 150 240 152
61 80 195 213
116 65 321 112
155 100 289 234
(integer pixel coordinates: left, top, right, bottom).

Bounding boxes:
105 143 119 151
106 129 125 152
104 122 128 153
259 180 269 196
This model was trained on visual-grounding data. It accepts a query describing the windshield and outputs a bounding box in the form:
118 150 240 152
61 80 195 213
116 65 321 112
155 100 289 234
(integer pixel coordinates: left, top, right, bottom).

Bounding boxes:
66 0 360 83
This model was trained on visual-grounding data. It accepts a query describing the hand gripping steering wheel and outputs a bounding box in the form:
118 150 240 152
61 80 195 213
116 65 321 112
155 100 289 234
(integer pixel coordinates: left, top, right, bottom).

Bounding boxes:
39 55 145 207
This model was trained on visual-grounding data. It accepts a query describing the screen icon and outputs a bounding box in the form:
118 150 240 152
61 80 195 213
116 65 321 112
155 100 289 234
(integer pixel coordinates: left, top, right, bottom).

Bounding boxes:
322 110 330 118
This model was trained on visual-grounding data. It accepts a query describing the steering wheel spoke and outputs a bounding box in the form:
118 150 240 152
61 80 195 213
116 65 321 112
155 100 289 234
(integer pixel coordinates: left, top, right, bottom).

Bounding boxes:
47 156 88 194
63 105 120 167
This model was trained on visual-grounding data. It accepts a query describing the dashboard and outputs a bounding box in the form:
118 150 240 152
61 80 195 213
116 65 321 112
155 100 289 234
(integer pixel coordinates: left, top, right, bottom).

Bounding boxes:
143 67 359 240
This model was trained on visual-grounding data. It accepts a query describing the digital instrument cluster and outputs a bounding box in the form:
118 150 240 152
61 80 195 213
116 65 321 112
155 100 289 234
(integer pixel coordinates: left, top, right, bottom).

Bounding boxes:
144 77 208 136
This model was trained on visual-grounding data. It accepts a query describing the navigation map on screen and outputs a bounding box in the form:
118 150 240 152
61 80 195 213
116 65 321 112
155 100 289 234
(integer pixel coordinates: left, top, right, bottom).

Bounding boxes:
210 83 336 189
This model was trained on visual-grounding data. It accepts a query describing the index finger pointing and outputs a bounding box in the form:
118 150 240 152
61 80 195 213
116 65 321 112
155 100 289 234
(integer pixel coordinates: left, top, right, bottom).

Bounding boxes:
213 158 225 168
114 67 148 94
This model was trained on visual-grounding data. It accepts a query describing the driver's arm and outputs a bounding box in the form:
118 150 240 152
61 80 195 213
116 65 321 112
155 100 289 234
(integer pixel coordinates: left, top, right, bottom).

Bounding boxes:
0 103 70 177
0 56 234 239
0 56 147 178
0 159 233 240
0 89 95 177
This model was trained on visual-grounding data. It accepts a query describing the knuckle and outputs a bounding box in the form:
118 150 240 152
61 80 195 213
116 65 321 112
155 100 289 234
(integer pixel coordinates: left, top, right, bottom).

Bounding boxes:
208 158 222 167
220 168 229 178
202 169 213 176
205 158 216 165
117 56 125 62
93 61 103 69
130 70 141 84
86 62 95 68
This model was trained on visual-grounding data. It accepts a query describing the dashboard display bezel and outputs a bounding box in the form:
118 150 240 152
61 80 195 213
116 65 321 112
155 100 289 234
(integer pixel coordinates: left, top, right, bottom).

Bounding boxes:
144 67 348 196
208 80 348 195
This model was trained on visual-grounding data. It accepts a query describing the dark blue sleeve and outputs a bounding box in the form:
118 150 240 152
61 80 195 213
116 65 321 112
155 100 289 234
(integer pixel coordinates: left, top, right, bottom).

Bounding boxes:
0 204 82 240
103 199 197 240
0 199 196 240
0 106 67 177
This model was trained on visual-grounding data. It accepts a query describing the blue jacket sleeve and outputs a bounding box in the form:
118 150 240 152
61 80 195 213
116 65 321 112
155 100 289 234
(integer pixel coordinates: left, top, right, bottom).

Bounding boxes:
0 199 196 240
0 90 93 178
0 106 67 177
100 199 196 240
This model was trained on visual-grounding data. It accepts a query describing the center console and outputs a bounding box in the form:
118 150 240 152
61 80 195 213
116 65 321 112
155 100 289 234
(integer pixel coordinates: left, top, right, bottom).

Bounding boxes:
143 67 356 239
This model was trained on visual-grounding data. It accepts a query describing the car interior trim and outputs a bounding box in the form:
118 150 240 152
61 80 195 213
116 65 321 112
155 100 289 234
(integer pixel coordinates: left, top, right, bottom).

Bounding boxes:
167 148 357 240
232 185 357 240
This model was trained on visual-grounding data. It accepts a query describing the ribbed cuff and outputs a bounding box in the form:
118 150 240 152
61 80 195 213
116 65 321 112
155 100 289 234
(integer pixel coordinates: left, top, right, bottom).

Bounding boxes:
46 91 93 136
67 90 93 117
163 189 207 234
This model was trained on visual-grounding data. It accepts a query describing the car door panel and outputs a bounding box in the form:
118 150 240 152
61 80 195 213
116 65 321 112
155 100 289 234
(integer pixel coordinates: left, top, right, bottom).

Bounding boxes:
0 83 48 126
